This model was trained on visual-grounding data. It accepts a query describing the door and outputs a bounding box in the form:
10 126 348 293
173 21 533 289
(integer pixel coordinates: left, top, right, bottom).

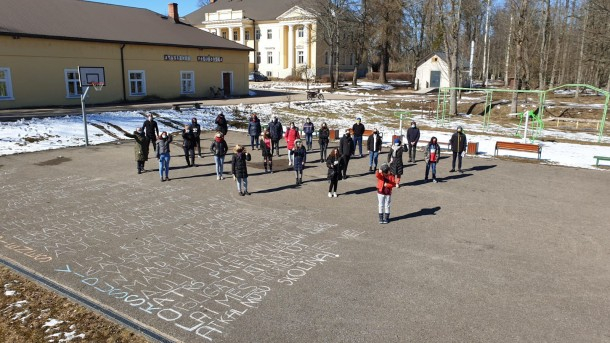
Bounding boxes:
430 71 441 88
222 72 231 97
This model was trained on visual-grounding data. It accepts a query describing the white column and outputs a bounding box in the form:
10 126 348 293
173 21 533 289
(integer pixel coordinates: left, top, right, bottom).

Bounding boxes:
304 24 310 66
240 26 245 45
288 24 294 71
228 27 234 41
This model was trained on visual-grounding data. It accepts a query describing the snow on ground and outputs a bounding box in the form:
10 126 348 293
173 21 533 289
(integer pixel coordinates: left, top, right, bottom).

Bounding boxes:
0 97 609 170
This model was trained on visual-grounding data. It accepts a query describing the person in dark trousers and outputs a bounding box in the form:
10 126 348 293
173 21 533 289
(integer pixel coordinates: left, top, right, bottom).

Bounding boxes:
318 122 330 162
367 128 383 172
387 138 405 188
189 117 202 157
210 132 228 180
124 127 149 174
259 129 273 173
292 139 307 186
268 116 283 157
142 113 159 153
247 113 262 150
284 122 300 167
339 129 355 179
215 112 228 136
303 118 315 151
326 148 343 198
352 117 365 157
424 137 441 183
231 145 251 196
406 121 420 162
156 131 172 182
449 126 467 172
376 163 396 224
182 124 196 167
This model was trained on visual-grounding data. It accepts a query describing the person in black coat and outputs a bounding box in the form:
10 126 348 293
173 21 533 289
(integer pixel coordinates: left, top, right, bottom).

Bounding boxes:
259 129 273 173
247 113 262 150
210 132 229 180
268 116 283 157
449 126 467 172
367 128 383 172
231 145 252 196
215 112 228 136
141 113 159 153
352 118 365 157
182 124 196 167
326 148 344 198
424 137 441 183
189 117 202 157
387 138 406 188
406 121 421 162
318 122 330 162
292 140 307 186
338 129 355 179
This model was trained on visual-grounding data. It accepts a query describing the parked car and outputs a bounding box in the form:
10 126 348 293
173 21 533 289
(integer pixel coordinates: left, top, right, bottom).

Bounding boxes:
249 71 269 82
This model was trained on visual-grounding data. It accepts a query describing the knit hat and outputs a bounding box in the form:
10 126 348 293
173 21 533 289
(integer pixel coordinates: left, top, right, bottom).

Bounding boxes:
380 163 390 173
457 126 463 131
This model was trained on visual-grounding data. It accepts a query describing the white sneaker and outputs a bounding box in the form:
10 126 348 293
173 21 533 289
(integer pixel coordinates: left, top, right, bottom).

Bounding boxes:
289 161 292 166
332 192 338 197
328 192 332 198
217 176 220 180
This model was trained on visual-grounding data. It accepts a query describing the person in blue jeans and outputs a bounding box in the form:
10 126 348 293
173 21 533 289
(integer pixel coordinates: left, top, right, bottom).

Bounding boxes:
210 132 229 180
156 131 172 182
352 117 365 157
366 128 383 172
424 137 441 183
302 118 315 151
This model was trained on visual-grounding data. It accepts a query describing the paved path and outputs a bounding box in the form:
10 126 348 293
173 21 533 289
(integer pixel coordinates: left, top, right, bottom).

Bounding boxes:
0 131 609 342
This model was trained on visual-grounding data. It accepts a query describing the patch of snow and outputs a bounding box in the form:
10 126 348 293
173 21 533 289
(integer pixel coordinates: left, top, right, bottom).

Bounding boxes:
43 318 64 328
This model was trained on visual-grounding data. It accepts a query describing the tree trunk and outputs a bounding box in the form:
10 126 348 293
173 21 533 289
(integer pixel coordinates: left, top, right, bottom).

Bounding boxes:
504 15 514 87
575 5 589 100
482 0 491 87
538 0 550 90
511 0 529 113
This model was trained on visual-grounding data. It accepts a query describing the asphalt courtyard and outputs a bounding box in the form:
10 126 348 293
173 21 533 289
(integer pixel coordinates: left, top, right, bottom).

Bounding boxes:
0 131 608 342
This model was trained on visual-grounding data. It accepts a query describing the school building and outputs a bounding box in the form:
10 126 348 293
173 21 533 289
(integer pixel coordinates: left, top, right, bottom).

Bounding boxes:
0 0 252 109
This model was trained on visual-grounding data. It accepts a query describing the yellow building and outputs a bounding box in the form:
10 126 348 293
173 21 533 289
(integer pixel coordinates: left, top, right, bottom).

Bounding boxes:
0 0 251 109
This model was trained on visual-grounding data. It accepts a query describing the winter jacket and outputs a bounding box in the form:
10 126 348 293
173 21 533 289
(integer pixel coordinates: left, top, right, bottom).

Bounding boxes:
318 128 330 144
326 154 343 180
231 152 251 178
449 132 467 153
387 145 405 176
210 137 229 157
182 130 196 150
248 117 262 137
268 119 283 140
303 122 315 135
142 119 159 139
339 134 355 157
424 143 441 163
260 137 273 158
284 128 300 150
125 131 149 162
190 123 201 138
352 123 365 136
292 146 307 171
367 133 383 152
406 127 420 145
156 135 173 157
376 170 396 195
215 114 228 135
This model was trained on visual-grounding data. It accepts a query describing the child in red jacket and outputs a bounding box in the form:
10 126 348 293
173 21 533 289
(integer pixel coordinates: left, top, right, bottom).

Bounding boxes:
376 163 396 224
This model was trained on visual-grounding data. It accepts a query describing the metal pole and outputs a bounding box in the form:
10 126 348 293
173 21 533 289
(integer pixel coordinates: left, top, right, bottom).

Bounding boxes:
469 41 475 88
523 110 530 143
81 86 91 146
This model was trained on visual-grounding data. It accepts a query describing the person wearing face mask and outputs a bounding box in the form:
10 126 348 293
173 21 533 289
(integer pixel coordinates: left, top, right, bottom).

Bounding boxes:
367 128 383 172
156 131 173 182
352 118 365 158
284 122 300 166
141 113 159 154
247 113 262 150
231 145 251 196
376 163 397 224
326 148 344 197
406 121 420 163
449 126 467 172
182 124 196 167
303 118 315 151
259 129 273 173
210 132 228 180
268 116 283 157
189 117 202 158
292 139 307 186
424 137 441 183
339 129 355 179
318 122 330 163
387 138 405 188
124 127 149 174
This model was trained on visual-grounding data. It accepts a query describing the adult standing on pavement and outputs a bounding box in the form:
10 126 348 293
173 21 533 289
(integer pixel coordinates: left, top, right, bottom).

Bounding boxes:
259 129 273 173
326 148 343 198
284 122 300 166
367 128 383 172
387 138 405 188
182 124 196 167
142 113 159 153
231 145 251 196
190 117 202 158
215 112 228 136
124 127 149 174
424 137 441 183
210 132 228 180
303 118 315 151
268 116 283 157
352 117 366 157
449 126 467 172
248 113 262 150
156 131 172 182
339 128 355 179
406 121 420 162
318 122 330 163
292 139 307 186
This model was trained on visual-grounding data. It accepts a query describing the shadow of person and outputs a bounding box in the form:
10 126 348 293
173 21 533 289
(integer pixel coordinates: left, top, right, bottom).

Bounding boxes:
436 173 472 182
464 164 497 172
341 186 377 195
392 206 441 221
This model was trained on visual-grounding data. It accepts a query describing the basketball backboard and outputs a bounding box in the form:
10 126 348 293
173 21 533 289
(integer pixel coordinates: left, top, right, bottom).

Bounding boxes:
78 67 106 87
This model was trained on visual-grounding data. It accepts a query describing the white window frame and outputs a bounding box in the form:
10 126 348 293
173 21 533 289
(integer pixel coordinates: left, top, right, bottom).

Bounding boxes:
297 27 304 38
256 52 261 64
297 50 304 64
222 31 227 39
266 71 272 77
267 29 273 39
255 29 261 40
0 67 14 100
245 30 251 40
128 70 146 96
233 30 238 41
180 71 195 95
64 69 81 98
267 51 273 64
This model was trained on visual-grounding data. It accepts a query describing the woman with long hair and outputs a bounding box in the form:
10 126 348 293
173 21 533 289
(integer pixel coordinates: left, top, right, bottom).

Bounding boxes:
259 128 273 173
326 148 343 197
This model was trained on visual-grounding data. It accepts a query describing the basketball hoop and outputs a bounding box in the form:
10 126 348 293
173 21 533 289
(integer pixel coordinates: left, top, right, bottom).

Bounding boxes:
91 82 104 91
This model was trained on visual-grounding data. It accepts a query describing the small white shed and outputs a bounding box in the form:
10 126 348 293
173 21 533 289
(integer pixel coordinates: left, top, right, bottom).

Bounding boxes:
415 52 451 91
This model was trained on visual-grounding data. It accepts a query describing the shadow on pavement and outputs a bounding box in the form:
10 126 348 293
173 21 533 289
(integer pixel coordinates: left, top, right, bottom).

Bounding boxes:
392 206 441 221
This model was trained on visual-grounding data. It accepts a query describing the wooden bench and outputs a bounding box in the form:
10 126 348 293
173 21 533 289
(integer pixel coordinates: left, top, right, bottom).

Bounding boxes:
495 141 542 160
171 103 201 111
594 155 610 167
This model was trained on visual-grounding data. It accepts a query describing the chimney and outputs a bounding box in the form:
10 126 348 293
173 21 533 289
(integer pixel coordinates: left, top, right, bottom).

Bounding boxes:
168 3 179 23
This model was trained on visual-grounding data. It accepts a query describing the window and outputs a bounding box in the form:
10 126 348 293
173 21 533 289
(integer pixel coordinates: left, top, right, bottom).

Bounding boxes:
180 71 195 94
256 52 261 64
267 29 272 39
128 70 146 96
233 30 238 41
255 29 261 40
245 30 250 40
267 51 273 64
324 52 329 65
266 71 272 77
297 51 304 64
0 68 14 100
64 69 81 98
222 31 227 39
297 27 304 38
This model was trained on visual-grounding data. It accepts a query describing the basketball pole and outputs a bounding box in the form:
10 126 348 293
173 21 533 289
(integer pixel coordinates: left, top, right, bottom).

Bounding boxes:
80 85 91 146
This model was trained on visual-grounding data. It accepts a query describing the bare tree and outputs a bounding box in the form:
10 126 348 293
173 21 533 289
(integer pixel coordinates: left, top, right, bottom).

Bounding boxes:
510 0 529 114
437 0 462 115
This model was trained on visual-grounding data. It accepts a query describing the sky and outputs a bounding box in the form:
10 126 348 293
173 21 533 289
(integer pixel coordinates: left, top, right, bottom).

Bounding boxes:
90 0 201 16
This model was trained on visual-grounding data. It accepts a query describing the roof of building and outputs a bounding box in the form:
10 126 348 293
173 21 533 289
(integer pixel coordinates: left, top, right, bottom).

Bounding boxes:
416 52 469 69
0 0 251 51
185 0 301 25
